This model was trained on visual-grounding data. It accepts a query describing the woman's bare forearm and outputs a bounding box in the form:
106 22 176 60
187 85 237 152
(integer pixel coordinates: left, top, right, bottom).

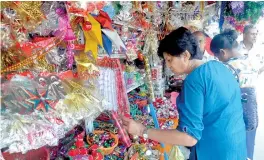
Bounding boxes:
147 129 197 147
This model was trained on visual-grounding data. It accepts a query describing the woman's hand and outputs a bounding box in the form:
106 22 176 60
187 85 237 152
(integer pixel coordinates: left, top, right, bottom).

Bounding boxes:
122 116 197 146
122 116 146 136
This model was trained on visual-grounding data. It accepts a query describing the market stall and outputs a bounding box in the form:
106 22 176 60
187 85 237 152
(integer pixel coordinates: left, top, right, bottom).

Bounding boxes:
1 1 221 160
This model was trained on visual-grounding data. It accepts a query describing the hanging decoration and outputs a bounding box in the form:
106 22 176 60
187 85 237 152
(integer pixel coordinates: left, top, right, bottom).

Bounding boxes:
94 10 114 30
224 1 264 25
102 33 113 55
230 2 245 15
102 29 126 50
74 51 100 80
82 14 103 59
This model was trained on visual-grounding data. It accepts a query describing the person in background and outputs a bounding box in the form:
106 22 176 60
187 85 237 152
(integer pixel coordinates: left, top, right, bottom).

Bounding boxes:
122 27 246 160
211 29 259 160
193 31 216 62
240 25 258 56
239 25 264 74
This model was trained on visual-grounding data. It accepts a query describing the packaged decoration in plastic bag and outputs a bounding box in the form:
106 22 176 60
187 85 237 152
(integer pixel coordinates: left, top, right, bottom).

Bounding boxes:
0 23 16 50
59 79 104 124
74 51 100 80
1 72 68 114
45 47 68 72
0 72 105 154
168 146 185 160
0 112 65 154
1 75 44 114
33 10 60 36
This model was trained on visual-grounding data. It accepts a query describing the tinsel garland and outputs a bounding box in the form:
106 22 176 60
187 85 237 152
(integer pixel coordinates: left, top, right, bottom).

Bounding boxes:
224 1 264 24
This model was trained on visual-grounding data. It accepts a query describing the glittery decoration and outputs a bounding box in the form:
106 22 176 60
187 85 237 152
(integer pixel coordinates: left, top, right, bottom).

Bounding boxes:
66 41 75 69
2 1 45 31
35 57 56 72
144 56 155 102
1 76 39 114
225 1 264 24
1 48 25 71
1 35 63 74
231 2 244 15
41 2 66 15
34 11 59 36
225 16 236 26
17 2 44 24
114 2 133 22
2 8 17 20
45 48 68 72
74 52 100 80
59 79 104 122
36 75 66 100
1 24 15 50
0 112 65 154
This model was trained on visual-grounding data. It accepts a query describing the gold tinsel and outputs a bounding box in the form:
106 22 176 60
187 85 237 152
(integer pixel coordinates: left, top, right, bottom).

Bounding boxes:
1 1 44 31
1 49 25 71
57 79 102 117
1 35 63 74
34 57 55 72
70 15 81 43
74 52 99 80
62 79 96 100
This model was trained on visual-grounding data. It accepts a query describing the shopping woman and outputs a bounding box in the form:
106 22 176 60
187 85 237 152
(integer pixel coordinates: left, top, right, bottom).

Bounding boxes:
122 27 247 160
211 30 259 160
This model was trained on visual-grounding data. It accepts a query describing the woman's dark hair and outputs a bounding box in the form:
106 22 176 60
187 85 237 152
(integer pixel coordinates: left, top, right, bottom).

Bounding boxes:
157 27 203 60
210 29 239 56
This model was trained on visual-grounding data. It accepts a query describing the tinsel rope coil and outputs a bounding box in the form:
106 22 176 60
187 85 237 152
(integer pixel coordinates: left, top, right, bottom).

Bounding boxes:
17 2 43 21
2 2 44 31
36 57 55 72
1 35 64 74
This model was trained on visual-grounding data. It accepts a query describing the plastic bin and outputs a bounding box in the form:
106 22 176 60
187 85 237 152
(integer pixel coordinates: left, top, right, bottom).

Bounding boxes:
87 130 118 155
